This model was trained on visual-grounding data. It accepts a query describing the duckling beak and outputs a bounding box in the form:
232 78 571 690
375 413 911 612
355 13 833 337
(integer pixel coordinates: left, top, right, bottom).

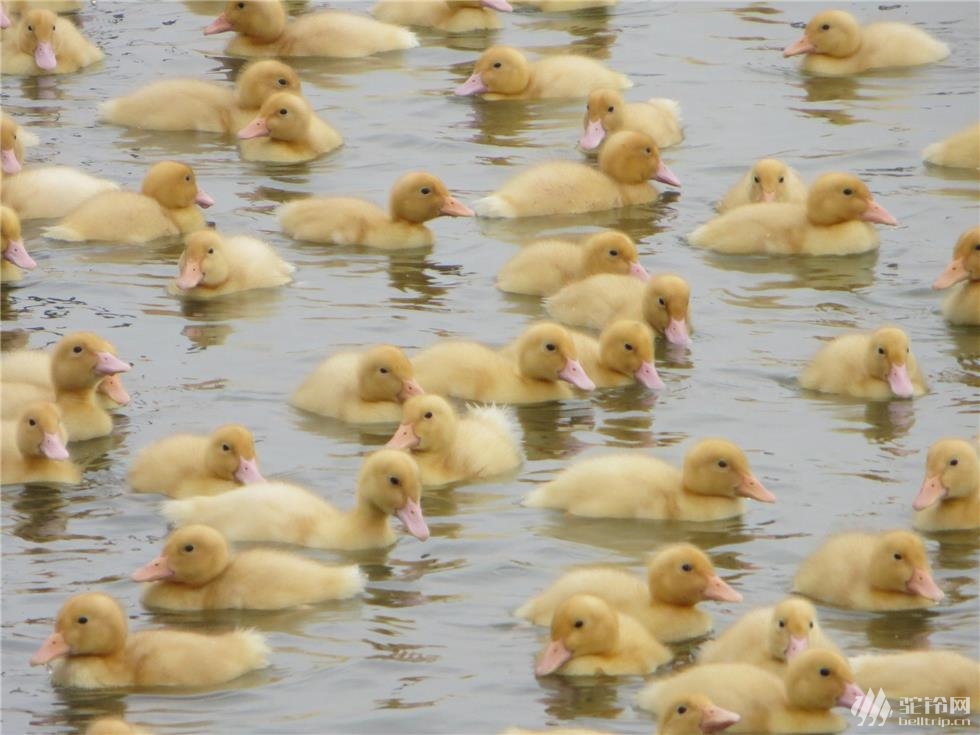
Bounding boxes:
439 196 475 217
761 190 776 203
628 261 651 281
30 631 70 666
700 703 741 733
933 258 967 289
906 568 944 602
234 456 265 485
204 13 233 35
558 358 596 391
702 575 742 603
398 379 425 402
634 361 664 391
39 432 70 461
535 639 572 677
395 498 430 541
98 374 131 406
482 0 513 11
238 116 270 140
94 351 131 376
783 35 816 57
3 239 36 269
784 635 808 660
860 199 897 226
34 41 57 72
176 260 204 290
886 363 914 398
653 160 681 188
1 147 22 174
579 120 606 151
132 553 176 582
737 473 776 503
0 4 11 29
455 73 488 96
194 189 216 209
913 475 946 511
664 318 691 347
386 422 421 450
837 681 865 709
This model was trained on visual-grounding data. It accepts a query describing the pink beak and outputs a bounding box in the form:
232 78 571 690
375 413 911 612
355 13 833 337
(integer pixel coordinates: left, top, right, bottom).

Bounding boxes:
887 363 915 398
701 704 741 734
395 498 429 541
628 261 651 281
558 358 595 391
131 553 175 582
30 631 70 666
386 422 421 450
195 189 215 208
634 360 665 391
94 351 131 376
653 160 681 187
837 681 865 709
534 639 572 677
1 148 22 174
861 200 897 226
439 196 475 217
39 432 70 460
98 374 131 406
204 13 234 35
761 190 776 203
176 260 204 291
234 456 264 485
737 472 776 503
455 72 488 96
0 4 11 29
398 379 425 402
906 568 944 602
34 41 57 71
3 239 36 269
913 475 946 511
664 318 691 347
783 35 816 57
784 635 809 660
933 258 967 289
238 116 270 140
578 119 606 151
482 0 513 10
702 575 742 603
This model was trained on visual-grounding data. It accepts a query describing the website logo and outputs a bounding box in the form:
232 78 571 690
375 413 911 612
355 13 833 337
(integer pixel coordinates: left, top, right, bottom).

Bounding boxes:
852 689 892 726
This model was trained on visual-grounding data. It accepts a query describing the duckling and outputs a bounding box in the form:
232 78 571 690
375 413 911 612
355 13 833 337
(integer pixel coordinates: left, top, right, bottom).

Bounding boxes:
290 344 424 423
474 131 680 218
0 401 80 485
128 424 265 498
2 165 119 220
534 594 672 677
922 123 980 170
132 524 365 610
546 273 692 347
168 230 295 299
0 112 38 175
204 0 418 58
689 173 895 255
278 172 473 249
496 230 649 297
912 438 979 532
799 326 927 400
237 91 342 163
638 650 863 735
1 205 36 283
655 694 742 735
411 322 596 404
717 159 808 212
3 1 85 12
511 0 616 9
698 597 840 675
1 9 103 75
524 438 775 520
0 348 130 409
783 9 950 76
29 592 269 688
571 320 664 390
933 226 980 326
850 651 979 710
163 450 430 550
85 718 155 735
516 543 741 643
578 89 683 152
385 394 523 486
792 530 944 610
373 0 513 33
455 45 630 99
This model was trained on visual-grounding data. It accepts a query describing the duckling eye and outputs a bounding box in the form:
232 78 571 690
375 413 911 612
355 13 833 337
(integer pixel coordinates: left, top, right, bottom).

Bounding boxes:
624 343 633 351
237 1 245 7
842 188 853 196
277 78 287 86
420 187 431 195
221 443 231 452
379 367 389 374
608 249 619 257
28 417 37 427
753 176 760 184
681 563 692 572
877 347 885 355
492 62 502 69
778 620 785 627
184 544 194 552
607 106 614 113
77 616 88 624
644 147 652 155
950 458 959 466
72 346 83 354
717 460 728 468
573 620 584 628
185 175 191 182
658 297 666 306
279 108 288 116
545 343 556 352
819 667 830 676
778 176 784 183
676 705 688 715
821 23 830 31
388 475 401 486
423 411 433 419
974 244 980 250
207 248 214 255
809 621 814 629
893 552 903 560
27 24 33 31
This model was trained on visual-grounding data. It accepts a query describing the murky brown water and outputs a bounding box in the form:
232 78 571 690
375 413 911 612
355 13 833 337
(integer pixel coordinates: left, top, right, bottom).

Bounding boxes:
2 1 978 734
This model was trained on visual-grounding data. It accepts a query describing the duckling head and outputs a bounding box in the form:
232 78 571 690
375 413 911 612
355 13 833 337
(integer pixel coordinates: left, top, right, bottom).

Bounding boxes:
390 172 474 223
869 530 943 602
579 88 627 151
359 450 429 541
206 0 285 42
238 92 311 142
658 693 741 734
581 230 649 281
599 320 663 390
682 439 775 502
515 322 595 390
641 274 691 346
748 158 793 203
205 424 264 485
142 161 214 210
51 332 131 391
1 205 35 270
647 543 742 605
785 650 863 711
386 394 457 452
1 115 24 174
358 345 424 403
132 524 231 585
455 45 530 96
31 592 127 665
599 131 680 187
767 597 822 661
535 594 618 676
18 9 61 71
235 59 301 109
934 226 980 289
863 326 916 398
784 10 861 59
806 173 896 227
915 438 979 509
175 231 227 291
16 401 69 460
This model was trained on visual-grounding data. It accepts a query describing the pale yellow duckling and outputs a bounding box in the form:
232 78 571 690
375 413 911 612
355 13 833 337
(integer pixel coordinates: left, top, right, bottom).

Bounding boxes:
290 344 424 423
912 438 979 532
571 320 664 390
278 171 473 249
237 91 342 162
689 172 895 255
717 158 808 212
0 401 80 485
496 230 649 297
850 651 979 711
534 594 672 677
84 718 155 735
0 347 130 409
411 322 596 404
516 543 741 643
163 450 430 550
1 8 103 75
29 592 269 688
455 45 630 99
638 650 864 735
578 88 683 152
373 0 512 33
524 438 775 520
204 0 418 57
655 695 742 735
792 530 944 610
168 230 295 299
132 524 365 611
43 161 214 243
933 226 980 326
511 0 616 9
698 597 840 675
474 131 680 218
546 273 692 347
128 424 265 498
0 112 38 175
799 326 927 400
1 205 37 283
922 123 980 170
3 1 84 13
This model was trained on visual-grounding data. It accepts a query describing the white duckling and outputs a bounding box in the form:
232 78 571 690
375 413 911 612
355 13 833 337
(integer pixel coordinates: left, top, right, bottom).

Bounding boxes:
922 123 980 170
168 230 295 299
850 651 979 711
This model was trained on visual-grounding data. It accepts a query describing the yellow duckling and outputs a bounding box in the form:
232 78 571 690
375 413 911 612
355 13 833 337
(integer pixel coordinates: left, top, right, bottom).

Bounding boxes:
384 394 523 486
204 0 418 57
799 326 927 400
0 347 130 410
717 158 808 212
43 161 214 243
496 230 649 297
689 172 896 255
922 123 980 170
654 694 742 735
84 718 155 735
534 594 672 677
578 89 683 153
912 438 979 532
933 226 980 326
516 543 741 643
524 438 775 520
697 597 840 675
455 45 630 99
0 112 39 175
1 205 37 283
546 273 693 347
237 91 342 163
29 592 269 688
411 322 596 404
783 9 950 76
792 530 944 611
571 320 664 390
850 651 979 711
1 8 103 75
163 450 430 550
638 650 864 734
0 401 80 485
474 131 680 218
373 0 513 33
132 524 365 611
168 230 295 299
3 1 85 13
290 344 424 423
511 0 616 9
278 171 473 249
128 424 265 498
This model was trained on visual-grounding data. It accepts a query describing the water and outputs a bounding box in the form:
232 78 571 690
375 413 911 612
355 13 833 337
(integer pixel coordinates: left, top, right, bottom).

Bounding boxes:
1 1 978 733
